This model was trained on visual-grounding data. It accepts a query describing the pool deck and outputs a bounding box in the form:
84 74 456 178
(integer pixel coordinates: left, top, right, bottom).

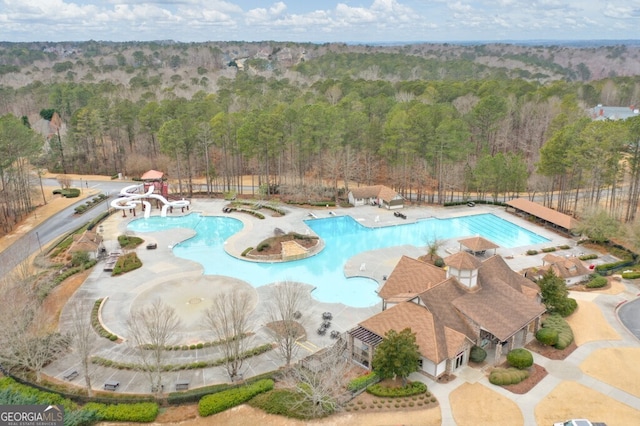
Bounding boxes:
45 199 598 395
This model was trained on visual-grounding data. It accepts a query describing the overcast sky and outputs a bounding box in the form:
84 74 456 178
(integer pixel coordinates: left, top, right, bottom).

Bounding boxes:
1 0 639 44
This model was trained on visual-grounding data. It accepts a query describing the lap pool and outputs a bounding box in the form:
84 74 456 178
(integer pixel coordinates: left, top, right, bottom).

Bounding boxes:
128 213 548 307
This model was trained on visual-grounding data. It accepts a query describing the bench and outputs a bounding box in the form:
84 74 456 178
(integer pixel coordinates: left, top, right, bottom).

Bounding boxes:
146 243 157 249
104 380 120 391
63 369 78 381
175 380 190 391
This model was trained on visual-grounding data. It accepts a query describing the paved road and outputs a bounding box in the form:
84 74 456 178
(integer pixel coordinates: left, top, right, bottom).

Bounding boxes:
0 179 129 279
618 298 640 340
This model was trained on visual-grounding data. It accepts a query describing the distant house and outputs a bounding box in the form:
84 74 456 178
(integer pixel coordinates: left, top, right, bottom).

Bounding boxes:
348 185 403 209
348 253 545 379
589 105 639 121
524 253 591 286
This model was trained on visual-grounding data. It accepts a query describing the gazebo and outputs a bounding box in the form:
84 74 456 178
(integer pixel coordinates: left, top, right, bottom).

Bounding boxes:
141 169 169 198
458 236 499 256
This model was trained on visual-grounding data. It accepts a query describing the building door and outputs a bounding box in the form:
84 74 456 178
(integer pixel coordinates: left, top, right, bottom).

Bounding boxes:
454 351 465 370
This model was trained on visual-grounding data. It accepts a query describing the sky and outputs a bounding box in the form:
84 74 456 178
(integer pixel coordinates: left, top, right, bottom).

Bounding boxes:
1 0 639 44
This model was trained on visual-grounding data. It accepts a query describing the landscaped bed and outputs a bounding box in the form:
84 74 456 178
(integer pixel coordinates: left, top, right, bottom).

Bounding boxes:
245 232 319 260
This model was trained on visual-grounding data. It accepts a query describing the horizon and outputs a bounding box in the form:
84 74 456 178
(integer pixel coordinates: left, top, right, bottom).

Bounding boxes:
1 1 639 44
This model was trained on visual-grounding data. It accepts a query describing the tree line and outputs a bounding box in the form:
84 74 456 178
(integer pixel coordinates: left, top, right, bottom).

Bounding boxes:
0 54 640 238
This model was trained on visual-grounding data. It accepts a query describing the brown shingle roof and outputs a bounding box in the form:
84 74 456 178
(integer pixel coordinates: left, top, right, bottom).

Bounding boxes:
368 254 545 364
506 198 577 230
540 254 591 279
378 256 446 300
458 236 499 251
359 302 469 363
444 251 482 270
452 256 546 341
350 185 401 203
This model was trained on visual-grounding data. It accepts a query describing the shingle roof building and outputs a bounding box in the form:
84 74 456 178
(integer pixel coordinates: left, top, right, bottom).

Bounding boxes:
349 253 545 378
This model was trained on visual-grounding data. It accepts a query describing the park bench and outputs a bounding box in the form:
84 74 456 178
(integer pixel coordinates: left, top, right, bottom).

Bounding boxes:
63 369 78 381
103 380 120 391
175 379 190 391
146 243 157 249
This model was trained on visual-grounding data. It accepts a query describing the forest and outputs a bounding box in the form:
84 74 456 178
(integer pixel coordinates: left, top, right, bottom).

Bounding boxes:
1 40 640 239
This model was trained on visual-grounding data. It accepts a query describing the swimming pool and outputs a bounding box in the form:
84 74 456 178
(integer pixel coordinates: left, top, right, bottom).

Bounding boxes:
128 213 548 307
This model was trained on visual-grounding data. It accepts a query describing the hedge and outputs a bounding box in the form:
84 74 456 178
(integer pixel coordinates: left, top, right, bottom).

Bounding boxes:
198 379 274 417
347 371 379 393
92 343 273 372
366 381 427 397
38 260 98 299
595 259 636 275
489 368 529 385
541 314 574 349
578 253 598 261
167 371 276 405
91 299 119 341
0 377 157 423
83 402 159 422
622 271 640 279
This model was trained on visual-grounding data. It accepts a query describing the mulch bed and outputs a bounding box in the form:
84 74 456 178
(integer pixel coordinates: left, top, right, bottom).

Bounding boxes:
499 363 548 394
525 340 577 360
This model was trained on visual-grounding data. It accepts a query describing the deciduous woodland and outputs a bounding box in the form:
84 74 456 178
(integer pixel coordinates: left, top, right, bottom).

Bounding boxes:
1 41 640 236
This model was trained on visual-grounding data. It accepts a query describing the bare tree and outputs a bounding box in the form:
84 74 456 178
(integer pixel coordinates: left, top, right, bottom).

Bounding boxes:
424 235 443 262
204 289 254 380
127 299 181 395
68 302 97 396
282 340 351 418
265 281 309 367
0 281 68 382
56 174 71 189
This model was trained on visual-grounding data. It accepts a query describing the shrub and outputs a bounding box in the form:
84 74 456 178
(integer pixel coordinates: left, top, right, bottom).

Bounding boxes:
366 381 427 397
256 242 270 252
83 402 158 422
558 245 571 250
526 250 538 255
469 345 487 363
541 247 556 253
198 379 274 417
433 257 445 268
535 327 559 346
241 247 253 257
579 253 598 261
541 314 574 349
489 368 529 385
248 389 316 420
555 297 578 317
347 371 379 392
586 275 608 288
622 271 640 279
71 250 90 267
506 348 533 369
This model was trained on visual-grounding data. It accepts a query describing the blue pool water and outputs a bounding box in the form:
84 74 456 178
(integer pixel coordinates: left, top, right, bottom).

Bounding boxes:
128 213 548 307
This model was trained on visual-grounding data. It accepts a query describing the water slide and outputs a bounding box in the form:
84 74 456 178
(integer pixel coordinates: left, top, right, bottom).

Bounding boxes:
110 184 190 218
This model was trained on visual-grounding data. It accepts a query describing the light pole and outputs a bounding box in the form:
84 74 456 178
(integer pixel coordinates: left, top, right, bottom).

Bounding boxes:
35 231 42 254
